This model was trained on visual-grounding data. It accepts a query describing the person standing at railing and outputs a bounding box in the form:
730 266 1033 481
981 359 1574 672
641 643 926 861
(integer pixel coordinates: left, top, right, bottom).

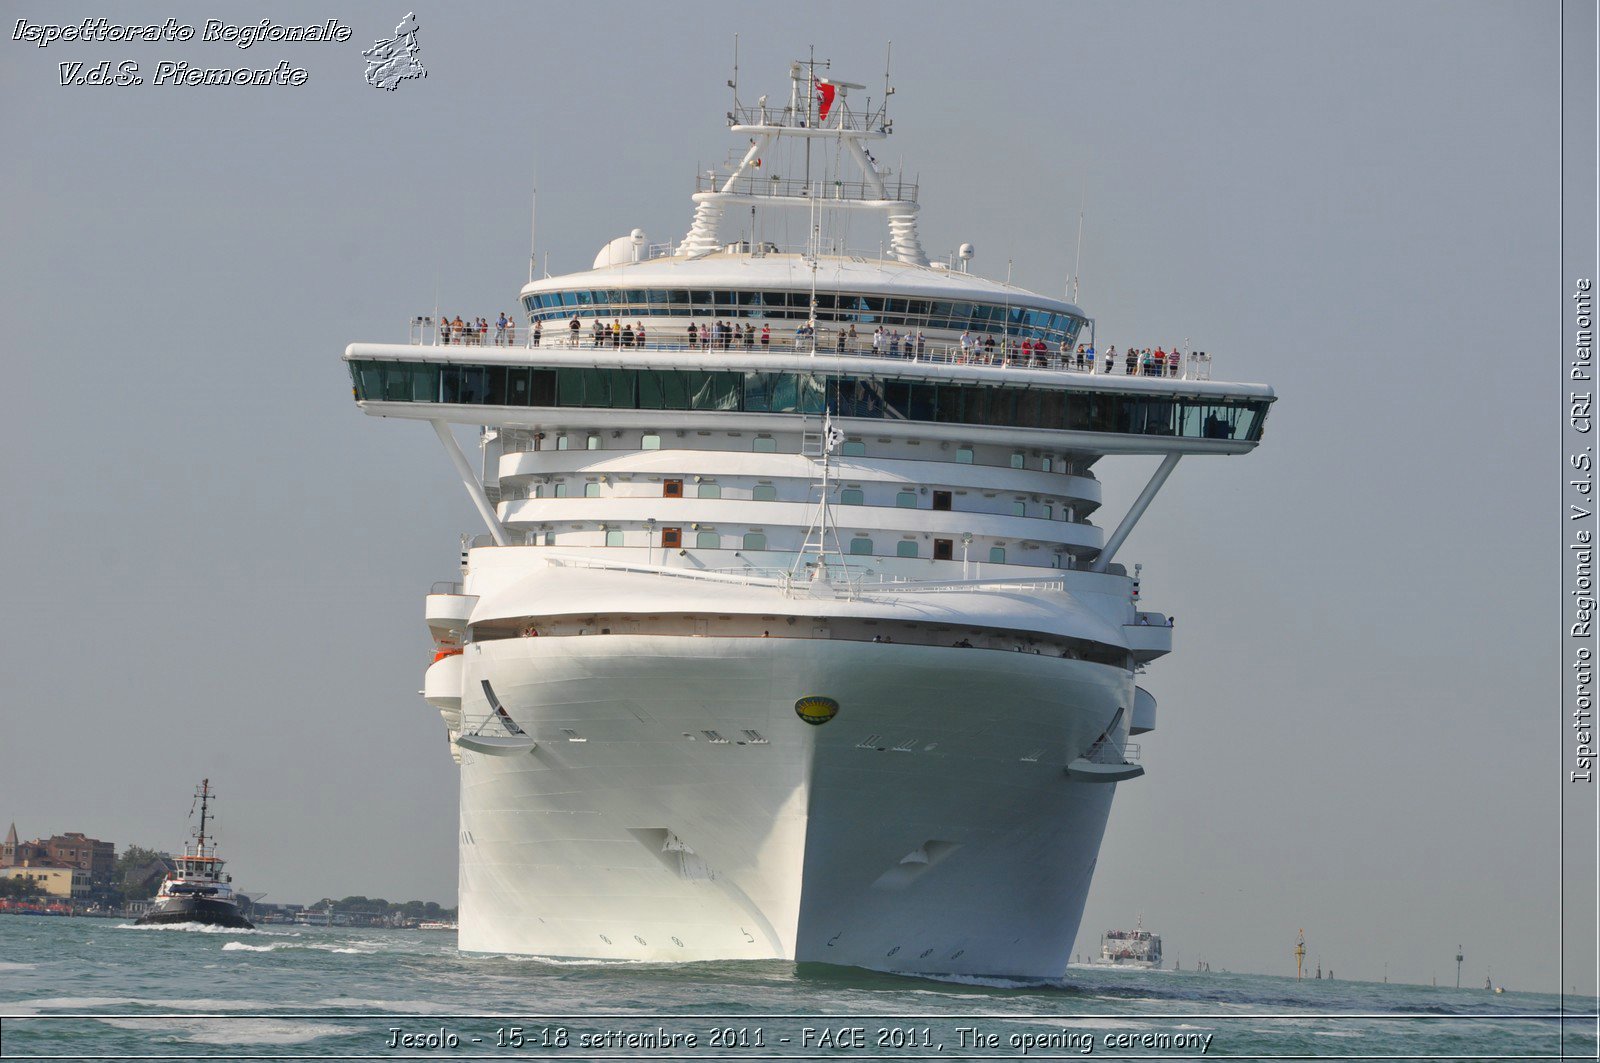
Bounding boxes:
531 319 540 347
1167 347 1180 377
621 322 635 347
636 322 646 348
1125 347 1137 375
440 316 452 345
495 312 508 345
508 317 517 346
760 323 770 348
479 317 489 345
743 322 755 348
454 316 467 346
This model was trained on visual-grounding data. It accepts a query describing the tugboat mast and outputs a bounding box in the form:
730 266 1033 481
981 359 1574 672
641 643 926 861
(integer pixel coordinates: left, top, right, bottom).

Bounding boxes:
195 778 211 852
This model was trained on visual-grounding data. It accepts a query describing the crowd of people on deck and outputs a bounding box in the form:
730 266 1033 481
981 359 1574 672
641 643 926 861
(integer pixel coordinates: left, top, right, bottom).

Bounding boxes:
420 314 520 346
416 312 1209 375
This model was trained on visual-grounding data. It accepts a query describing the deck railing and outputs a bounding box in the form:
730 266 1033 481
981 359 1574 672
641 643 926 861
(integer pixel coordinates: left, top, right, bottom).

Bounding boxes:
405 318 1214 381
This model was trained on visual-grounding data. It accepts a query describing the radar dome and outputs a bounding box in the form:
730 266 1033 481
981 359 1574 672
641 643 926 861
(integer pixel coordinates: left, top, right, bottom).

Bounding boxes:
593 231 647 270
958 243 975 260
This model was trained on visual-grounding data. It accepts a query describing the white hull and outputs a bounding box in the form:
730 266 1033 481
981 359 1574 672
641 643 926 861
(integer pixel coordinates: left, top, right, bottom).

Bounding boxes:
456 634 1126 978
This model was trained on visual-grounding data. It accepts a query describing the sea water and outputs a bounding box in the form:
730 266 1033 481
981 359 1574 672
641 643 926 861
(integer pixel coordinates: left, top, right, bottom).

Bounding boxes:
0 916 1592 1060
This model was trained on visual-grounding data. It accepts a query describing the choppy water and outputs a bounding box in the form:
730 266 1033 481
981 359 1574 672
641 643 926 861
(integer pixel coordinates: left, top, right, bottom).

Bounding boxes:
0 916 1592 1060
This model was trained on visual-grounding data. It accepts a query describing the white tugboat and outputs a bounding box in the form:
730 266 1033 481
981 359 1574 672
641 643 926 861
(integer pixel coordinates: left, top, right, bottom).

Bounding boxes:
344 58 1274 977
136 780 252 929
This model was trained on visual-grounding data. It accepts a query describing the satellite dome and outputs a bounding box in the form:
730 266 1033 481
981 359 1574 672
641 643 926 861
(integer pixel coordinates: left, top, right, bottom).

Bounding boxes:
593 231 648 270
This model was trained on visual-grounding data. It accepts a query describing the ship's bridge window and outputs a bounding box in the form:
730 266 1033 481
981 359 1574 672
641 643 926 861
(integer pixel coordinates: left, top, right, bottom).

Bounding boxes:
752 484 778 502
896 541 919 558
348 361 1272 442
849 537 873 555
839 488 864 506
841 440 866 456
896 491 917 508
742 532 767 550
641 433 662 450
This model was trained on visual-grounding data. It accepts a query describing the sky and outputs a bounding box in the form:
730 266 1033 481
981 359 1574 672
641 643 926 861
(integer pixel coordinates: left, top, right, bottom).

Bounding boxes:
1 0 1591 995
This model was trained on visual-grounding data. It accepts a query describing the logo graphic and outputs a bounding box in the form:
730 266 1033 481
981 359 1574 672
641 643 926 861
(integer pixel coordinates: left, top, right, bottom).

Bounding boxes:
363 12 425 91
794 696 840 726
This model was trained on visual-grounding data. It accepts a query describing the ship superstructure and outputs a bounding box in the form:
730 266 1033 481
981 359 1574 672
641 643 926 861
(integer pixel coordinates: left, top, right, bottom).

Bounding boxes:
1100 918 1163 968
345 60 1273 978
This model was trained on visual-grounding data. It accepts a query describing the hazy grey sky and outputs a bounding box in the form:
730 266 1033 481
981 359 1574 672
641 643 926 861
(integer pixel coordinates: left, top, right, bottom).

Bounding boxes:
2 0 1589 993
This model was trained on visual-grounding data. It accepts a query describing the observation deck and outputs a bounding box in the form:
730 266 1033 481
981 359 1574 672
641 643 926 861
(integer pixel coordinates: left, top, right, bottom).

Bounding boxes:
347 337 1270 456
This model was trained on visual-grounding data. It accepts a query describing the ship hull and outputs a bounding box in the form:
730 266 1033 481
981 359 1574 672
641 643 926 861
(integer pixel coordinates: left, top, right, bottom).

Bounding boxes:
456 634 1128 978
136 896 253 929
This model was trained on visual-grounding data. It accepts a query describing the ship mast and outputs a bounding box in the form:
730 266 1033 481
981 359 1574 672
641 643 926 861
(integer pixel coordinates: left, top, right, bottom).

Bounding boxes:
680 54 925 265
195 778 211 853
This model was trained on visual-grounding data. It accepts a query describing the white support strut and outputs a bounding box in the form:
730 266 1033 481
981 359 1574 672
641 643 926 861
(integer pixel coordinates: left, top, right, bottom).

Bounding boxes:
1091 453 1181 572
431 419 510 547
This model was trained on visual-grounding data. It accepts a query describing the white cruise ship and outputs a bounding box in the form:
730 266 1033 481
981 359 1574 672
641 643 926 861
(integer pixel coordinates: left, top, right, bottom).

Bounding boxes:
344 61 1274 979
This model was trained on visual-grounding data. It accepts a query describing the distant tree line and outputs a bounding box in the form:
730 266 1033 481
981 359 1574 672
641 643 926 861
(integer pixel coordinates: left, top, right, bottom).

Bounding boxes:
112 845 170 902
309 895 457 919
0 876 46 900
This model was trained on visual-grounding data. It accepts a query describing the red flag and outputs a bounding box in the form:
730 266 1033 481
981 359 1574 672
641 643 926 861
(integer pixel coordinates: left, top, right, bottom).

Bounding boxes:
815 79 836 121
